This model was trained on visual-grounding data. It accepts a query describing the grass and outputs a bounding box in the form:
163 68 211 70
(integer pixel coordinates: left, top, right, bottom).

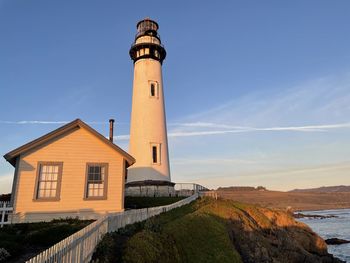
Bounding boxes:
92 198 242 263
124 196 185 209
0 218 93 262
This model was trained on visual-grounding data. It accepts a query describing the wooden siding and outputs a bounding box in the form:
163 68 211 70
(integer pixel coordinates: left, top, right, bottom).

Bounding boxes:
13 127 125 223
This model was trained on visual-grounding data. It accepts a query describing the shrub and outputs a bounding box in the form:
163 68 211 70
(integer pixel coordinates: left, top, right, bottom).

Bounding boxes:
0 248 10 262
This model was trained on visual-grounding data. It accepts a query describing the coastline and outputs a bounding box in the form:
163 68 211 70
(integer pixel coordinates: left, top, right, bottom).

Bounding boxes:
216 190 350 212
297 208 350 263
296 207 350 212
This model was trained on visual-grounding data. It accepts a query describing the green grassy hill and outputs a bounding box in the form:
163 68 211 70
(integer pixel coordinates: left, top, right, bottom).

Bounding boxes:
92 198 342 263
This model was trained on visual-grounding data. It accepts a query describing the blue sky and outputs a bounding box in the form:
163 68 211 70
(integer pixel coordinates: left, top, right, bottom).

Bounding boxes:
1 0 350 192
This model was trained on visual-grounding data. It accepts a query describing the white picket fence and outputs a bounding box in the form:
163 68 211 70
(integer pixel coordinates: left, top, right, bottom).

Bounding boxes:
26 193 199 263
0 201 12 228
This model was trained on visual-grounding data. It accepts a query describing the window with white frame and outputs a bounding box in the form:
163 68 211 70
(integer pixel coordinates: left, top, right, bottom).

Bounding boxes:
151 143 161 164
85 163 108 199
36 162 62 200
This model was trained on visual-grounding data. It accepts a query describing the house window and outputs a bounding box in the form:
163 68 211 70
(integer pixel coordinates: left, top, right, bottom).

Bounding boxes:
149 81 159 98
151 143 161 164
35 162 62 200
85 163 108 199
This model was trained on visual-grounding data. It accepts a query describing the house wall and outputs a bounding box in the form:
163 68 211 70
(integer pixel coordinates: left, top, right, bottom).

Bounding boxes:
12 128 126 223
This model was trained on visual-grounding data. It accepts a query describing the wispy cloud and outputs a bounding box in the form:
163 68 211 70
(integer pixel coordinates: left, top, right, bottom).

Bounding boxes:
0 121 70 124
0 120 108 125
190 162 350 191
172 158 257 165
179 73 350 129
114 135 130 140
168 122 249 129
0 173 12 194
112 122 350 141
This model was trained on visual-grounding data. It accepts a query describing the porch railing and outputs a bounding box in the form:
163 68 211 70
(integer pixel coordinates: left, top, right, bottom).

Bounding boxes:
0 201 12 228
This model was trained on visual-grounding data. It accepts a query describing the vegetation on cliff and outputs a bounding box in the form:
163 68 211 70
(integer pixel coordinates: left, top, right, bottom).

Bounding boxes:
0 218 93 263
92 197 342 263
124 196 185 209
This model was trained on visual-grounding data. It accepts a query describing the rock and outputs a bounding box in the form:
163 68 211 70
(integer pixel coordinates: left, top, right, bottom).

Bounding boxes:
226 204 345 262
325 238 350 245
293 213 337 219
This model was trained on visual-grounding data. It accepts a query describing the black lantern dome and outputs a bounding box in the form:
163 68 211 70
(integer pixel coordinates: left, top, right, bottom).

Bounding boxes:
129 18 166 64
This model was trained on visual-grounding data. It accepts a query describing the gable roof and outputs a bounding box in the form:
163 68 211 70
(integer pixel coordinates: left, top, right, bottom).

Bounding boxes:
3 119 135 167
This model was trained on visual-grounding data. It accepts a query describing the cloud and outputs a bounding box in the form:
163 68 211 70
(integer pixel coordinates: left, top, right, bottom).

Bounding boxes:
179 73 350 128
172 158 257 165
168 122 249 129
112 122 350 141
114 135 130 140
182 162 350 191
0 174 13 194
164 73 350 141
0 120 108 125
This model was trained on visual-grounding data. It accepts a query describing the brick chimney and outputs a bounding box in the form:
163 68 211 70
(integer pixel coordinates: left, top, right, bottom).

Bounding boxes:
109 119 115 142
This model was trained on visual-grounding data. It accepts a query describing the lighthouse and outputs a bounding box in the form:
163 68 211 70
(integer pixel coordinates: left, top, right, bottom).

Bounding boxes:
126 18 174 196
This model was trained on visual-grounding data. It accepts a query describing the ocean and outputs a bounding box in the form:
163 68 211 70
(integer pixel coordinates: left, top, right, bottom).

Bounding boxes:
298 208 350 263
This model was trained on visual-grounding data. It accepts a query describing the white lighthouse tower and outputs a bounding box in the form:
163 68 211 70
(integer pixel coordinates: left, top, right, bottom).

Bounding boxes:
126 18 174 196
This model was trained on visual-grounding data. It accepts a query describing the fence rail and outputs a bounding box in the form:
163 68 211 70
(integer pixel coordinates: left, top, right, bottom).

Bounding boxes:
199 191 218 199
26 193 199 263
0 201 12 228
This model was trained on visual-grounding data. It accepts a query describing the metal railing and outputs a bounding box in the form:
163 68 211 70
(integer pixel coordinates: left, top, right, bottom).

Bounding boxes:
26 193 199 263
175 183 209 196
199 191 218 199
0 201 12 228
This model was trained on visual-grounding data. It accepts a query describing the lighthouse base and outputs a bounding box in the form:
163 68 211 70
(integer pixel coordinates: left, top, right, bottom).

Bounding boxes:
125 180 175 197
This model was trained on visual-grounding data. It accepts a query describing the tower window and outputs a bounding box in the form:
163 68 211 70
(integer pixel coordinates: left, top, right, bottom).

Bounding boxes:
149 81 159 98
150 83 155 97
151 143 161 164
152 146 157 163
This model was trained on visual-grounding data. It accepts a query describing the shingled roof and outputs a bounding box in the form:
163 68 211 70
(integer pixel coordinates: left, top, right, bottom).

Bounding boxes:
4 119 135 167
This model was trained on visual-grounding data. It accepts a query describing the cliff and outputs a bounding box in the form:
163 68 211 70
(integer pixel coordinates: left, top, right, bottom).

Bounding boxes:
92 198 343 263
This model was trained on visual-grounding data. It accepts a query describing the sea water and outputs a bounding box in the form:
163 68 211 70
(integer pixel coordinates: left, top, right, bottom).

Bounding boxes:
298 209 350 262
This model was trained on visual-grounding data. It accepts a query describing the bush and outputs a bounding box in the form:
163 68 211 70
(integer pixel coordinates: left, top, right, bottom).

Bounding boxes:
0 218 92 262
0 248 10 262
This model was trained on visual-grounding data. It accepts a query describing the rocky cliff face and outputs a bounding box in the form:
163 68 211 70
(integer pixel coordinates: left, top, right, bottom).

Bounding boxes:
204 199 343 263
92 197 343 263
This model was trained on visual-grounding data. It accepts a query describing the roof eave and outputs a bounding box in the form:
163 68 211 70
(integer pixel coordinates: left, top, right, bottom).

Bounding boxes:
3 118 135 167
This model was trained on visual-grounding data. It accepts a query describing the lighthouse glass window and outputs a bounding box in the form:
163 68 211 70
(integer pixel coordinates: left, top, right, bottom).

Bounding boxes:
86 164 107 198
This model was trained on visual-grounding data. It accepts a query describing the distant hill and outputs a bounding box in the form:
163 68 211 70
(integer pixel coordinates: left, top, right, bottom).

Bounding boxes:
217 186 267 191
216 189 350 211
289 185 350 193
